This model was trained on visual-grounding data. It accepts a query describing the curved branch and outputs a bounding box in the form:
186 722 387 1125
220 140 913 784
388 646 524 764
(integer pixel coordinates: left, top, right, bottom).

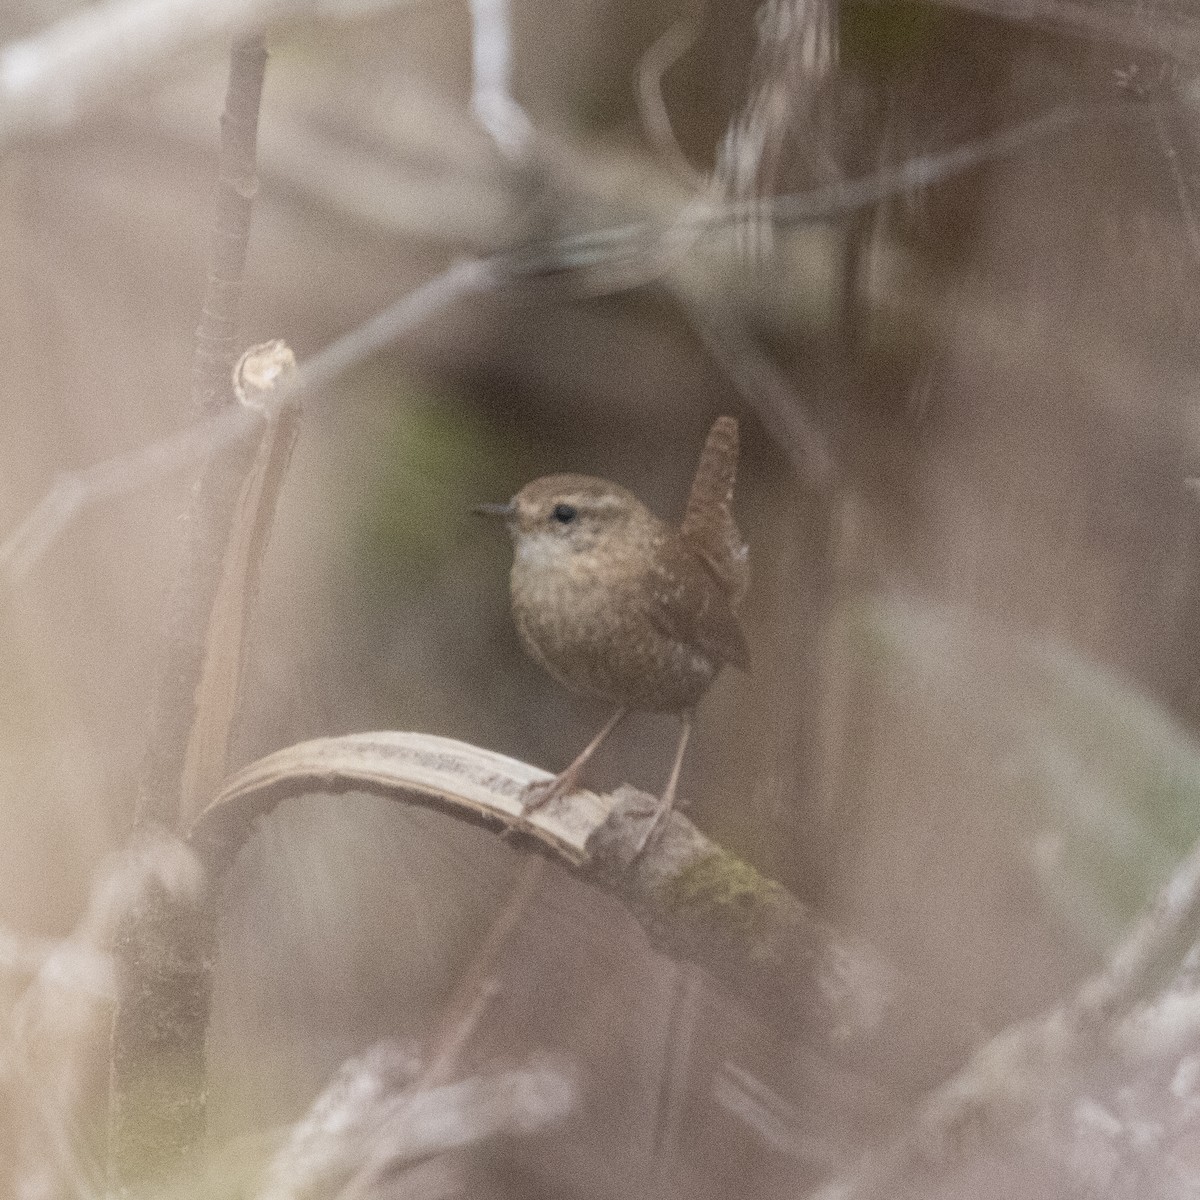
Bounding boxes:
196 732 978 1092
113 730 982 1186
195 731 610 865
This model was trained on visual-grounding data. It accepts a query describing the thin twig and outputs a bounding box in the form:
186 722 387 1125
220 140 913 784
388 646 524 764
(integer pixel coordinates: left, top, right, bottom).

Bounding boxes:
636 21 705 190
672 282 835 488
135 34 269 832
467 0 532 159
807 813 1200 1200
0 259 492 590
0 0 325 150
0 104 1075 589
499 101 1086 282
192 39 267 416
420 856 546 1088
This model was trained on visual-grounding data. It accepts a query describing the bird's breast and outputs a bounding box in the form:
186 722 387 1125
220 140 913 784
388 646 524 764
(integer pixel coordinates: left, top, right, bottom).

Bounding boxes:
510 549 718 712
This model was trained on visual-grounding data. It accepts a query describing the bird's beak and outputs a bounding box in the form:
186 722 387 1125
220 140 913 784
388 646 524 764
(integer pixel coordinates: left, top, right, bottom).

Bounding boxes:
472 500 516 520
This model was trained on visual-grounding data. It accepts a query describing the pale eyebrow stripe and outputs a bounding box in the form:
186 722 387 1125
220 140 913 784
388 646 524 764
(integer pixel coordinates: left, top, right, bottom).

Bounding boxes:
569 494 626 512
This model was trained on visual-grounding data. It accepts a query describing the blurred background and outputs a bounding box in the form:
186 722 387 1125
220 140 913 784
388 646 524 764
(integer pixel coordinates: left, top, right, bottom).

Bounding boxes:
4 0 1200 1194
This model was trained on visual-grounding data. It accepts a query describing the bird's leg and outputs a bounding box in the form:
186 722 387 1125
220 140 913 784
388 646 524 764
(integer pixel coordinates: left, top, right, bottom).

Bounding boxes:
634 713 693 857
522 708 627 815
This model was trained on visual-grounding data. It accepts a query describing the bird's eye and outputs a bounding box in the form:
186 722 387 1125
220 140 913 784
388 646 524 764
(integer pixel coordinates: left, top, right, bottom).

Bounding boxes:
551 503 577 524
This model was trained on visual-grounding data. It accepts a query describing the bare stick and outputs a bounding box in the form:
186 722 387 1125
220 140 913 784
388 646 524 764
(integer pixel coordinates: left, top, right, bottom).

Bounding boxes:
109 36 271 1194
193 39 267 416
135 34 267 831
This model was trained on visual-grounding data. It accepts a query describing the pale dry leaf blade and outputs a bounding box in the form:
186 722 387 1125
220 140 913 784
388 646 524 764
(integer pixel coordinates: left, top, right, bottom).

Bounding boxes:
194 731 614 866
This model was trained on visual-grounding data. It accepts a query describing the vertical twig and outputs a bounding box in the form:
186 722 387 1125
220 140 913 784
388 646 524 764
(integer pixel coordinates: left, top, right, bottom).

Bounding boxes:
420 858 546 1089
137 36 269 833
336 860 547 1200
193 39 268 418
109 36 270 1194
712 0 840 261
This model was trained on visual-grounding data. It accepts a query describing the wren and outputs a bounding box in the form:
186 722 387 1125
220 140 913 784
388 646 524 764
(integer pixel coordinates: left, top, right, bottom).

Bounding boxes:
475 416 749 850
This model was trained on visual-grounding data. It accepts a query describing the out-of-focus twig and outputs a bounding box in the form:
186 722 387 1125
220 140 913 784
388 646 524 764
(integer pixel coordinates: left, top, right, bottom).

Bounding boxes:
467 0 532 160
648 968 702 1189
420 856 545 1088
713 0 839 263
0 101 1073 592
0 259 492 591
806 803 1200 1200
672 283 835 487
1150 105 1200 268
714 1060 876 1164
0 0 422 151
502 101 1085 283
4 828 202 1200
136 34 270 832
917 0 1200 59
255 1045 573 1200
636 21 704 190
0 407 255 586
0 928 110 986
655 0 837 488
0 0 280 149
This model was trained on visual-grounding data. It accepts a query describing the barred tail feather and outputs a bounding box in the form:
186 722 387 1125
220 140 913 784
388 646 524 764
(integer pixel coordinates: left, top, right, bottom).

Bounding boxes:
680 416 750 606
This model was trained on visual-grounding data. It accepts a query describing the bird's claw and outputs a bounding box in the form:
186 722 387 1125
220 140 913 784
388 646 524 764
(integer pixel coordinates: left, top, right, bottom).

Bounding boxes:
631 801 671 860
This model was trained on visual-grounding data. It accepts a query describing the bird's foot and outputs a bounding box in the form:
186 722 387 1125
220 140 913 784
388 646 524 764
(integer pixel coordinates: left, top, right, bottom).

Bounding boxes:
519 767 580 819
631 797 673 860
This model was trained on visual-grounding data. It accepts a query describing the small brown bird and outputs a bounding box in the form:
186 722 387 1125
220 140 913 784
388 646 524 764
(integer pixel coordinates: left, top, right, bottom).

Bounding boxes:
475 417 749 849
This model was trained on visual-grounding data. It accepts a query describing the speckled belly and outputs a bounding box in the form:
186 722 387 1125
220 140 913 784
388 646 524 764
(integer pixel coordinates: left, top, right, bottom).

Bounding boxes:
512 583 716 713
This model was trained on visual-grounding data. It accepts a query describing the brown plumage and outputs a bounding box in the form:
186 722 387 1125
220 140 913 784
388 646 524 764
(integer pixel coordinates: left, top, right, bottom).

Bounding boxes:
475 417 748 850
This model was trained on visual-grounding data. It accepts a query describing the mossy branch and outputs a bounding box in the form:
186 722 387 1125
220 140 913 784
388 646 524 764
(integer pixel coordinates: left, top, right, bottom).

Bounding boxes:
110 731 983 1191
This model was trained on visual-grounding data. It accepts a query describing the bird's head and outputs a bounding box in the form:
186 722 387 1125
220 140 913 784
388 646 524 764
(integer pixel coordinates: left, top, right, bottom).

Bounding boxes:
474 474 661 571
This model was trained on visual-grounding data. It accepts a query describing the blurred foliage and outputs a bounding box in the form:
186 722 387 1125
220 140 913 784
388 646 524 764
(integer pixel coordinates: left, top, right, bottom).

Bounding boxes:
841 596 1200 949
353 377 527 590
841 0 944 76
